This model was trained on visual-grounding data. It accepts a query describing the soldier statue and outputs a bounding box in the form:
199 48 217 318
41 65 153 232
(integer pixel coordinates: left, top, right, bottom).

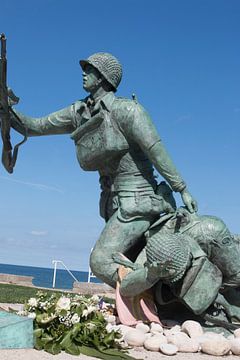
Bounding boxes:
6 52 197 288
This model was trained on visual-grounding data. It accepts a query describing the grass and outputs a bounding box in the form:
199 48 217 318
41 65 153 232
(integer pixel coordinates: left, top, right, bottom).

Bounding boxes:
0 283 114 304
0 283 71 304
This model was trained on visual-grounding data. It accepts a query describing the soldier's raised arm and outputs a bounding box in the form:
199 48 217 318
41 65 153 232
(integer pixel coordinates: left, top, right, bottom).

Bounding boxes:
10 103 77 137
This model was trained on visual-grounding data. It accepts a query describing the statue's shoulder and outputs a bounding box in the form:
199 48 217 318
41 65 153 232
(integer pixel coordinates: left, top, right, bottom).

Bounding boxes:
72 97 87 111
112 95 144 114
111 96 147 135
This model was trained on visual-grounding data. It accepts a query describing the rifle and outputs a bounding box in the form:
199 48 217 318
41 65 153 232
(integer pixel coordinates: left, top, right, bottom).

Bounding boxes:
0 33 27 173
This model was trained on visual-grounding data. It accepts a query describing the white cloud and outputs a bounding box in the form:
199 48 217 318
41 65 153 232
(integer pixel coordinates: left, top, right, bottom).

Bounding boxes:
30 230 48 236
0 176 64 193
50 244 57 249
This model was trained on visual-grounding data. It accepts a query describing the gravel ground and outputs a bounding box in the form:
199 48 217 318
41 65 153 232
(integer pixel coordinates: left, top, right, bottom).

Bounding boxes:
0 348 239 360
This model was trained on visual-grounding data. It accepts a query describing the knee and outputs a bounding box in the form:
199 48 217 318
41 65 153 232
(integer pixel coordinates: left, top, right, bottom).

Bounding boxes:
90 247 118 288
90 248 112 278
90 248 103 276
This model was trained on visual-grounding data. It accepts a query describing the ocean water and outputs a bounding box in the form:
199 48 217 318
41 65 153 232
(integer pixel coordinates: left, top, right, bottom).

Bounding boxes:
0 263 101 290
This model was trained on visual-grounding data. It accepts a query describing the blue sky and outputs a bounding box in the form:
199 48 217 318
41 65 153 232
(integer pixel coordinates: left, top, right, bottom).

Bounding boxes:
0 0 239 271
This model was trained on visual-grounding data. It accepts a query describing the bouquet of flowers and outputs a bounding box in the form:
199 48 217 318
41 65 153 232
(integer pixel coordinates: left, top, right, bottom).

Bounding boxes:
21 291 134 359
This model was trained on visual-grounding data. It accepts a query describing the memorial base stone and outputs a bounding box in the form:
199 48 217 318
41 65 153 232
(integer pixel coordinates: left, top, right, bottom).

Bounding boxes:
0 311 33 349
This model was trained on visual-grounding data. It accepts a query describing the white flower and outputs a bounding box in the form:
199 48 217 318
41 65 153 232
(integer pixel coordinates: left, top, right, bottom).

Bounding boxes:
17 310 28 316
88 305 97 313
71 313 80 324
86 322 96 330
59 311 72 327
56 297 71 311
28 297 38 307
28 312 36 319
82 305 97 318
39 301 48 309
91 295 100 303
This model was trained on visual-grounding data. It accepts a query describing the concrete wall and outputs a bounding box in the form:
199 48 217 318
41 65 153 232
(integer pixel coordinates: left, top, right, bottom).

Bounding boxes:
0 274 34 287
73 281 115 298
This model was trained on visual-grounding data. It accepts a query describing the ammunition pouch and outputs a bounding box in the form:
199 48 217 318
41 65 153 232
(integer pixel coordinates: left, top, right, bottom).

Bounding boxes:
71 109 128 171
179 256 222 315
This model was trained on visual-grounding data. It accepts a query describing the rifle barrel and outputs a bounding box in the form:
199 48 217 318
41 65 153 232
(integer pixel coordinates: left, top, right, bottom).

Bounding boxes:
0 34 7 95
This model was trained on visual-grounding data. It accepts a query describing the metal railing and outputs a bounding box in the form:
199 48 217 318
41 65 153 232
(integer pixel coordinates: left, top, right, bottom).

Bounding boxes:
87 268 96 283
52 260 79 288
88 248 96 283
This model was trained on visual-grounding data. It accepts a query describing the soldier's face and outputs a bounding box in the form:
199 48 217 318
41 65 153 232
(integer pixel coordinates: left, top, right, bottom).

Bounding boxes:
82 64 102 93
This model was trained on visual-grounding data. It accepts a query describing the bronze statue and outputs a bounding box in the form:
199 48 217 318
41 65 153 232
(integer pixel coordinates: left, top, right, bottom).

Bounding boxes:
1 52 197 287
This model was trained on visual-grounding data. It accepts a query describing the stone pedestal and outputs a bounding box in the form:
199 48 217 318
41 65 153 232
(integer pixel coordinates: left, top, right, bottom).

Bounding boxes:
0 311 33 349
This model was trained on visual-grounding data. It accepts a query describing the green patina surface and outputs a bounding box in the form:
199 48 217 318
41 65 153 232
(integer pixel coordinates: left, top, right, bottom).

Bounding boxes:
0 311 33 349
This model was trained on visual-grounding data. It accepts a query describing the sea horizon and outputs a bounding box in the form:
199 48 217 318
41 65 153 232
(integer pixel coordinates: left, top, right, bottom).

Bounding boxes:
0 262 100 290
0 261 86 273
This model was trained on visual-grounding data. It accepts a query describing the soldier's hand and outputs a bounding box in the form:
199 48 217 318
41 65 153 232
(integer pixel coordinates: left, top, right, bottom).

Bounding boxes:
8 88 19 106
146 260 175 281
180 188 198 213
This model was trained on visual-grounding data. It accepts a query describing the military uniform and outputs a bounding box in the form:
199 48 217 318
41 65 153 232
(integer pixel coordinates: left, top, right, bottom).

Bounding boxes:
11 90 187 287
119 209 240 320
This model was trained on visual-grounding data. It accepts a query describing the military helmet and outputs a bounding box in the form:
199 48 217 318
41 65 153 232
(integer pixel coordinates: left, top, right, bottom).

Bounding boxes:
145 231 191 284
80 52 122 91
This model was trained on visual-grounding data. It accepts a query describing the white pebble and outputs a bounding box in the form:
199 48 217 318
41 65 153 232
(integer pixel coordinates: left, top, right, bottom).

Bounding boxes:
230 338 240 355
145 334 167 351
157 334 167 344
124 329 146 347
167 332 190 347
150 322 163 333
167 331 199 353
144 335 166 352
177 339 199 353
165 325 181 336
163 329 171 336
136 322 150 334
198 332 226 345
160 343 178 355
181 320 203 338
201 337 231 356
234 328 240 338
116 325 134 336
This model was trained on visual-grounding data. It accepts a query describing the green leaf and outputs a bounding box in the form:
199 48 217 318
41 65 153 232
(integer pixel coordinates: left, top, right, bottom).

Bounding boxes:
79 345 113 359
102 331 116 347
33 328 43 338
41 334 54 346
59 309 67 317
71 322 81 337
79 345 137 360
60 331 72 349
34 337 44 350
44 341 61 355
65 342 80 356
102 348 138 359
